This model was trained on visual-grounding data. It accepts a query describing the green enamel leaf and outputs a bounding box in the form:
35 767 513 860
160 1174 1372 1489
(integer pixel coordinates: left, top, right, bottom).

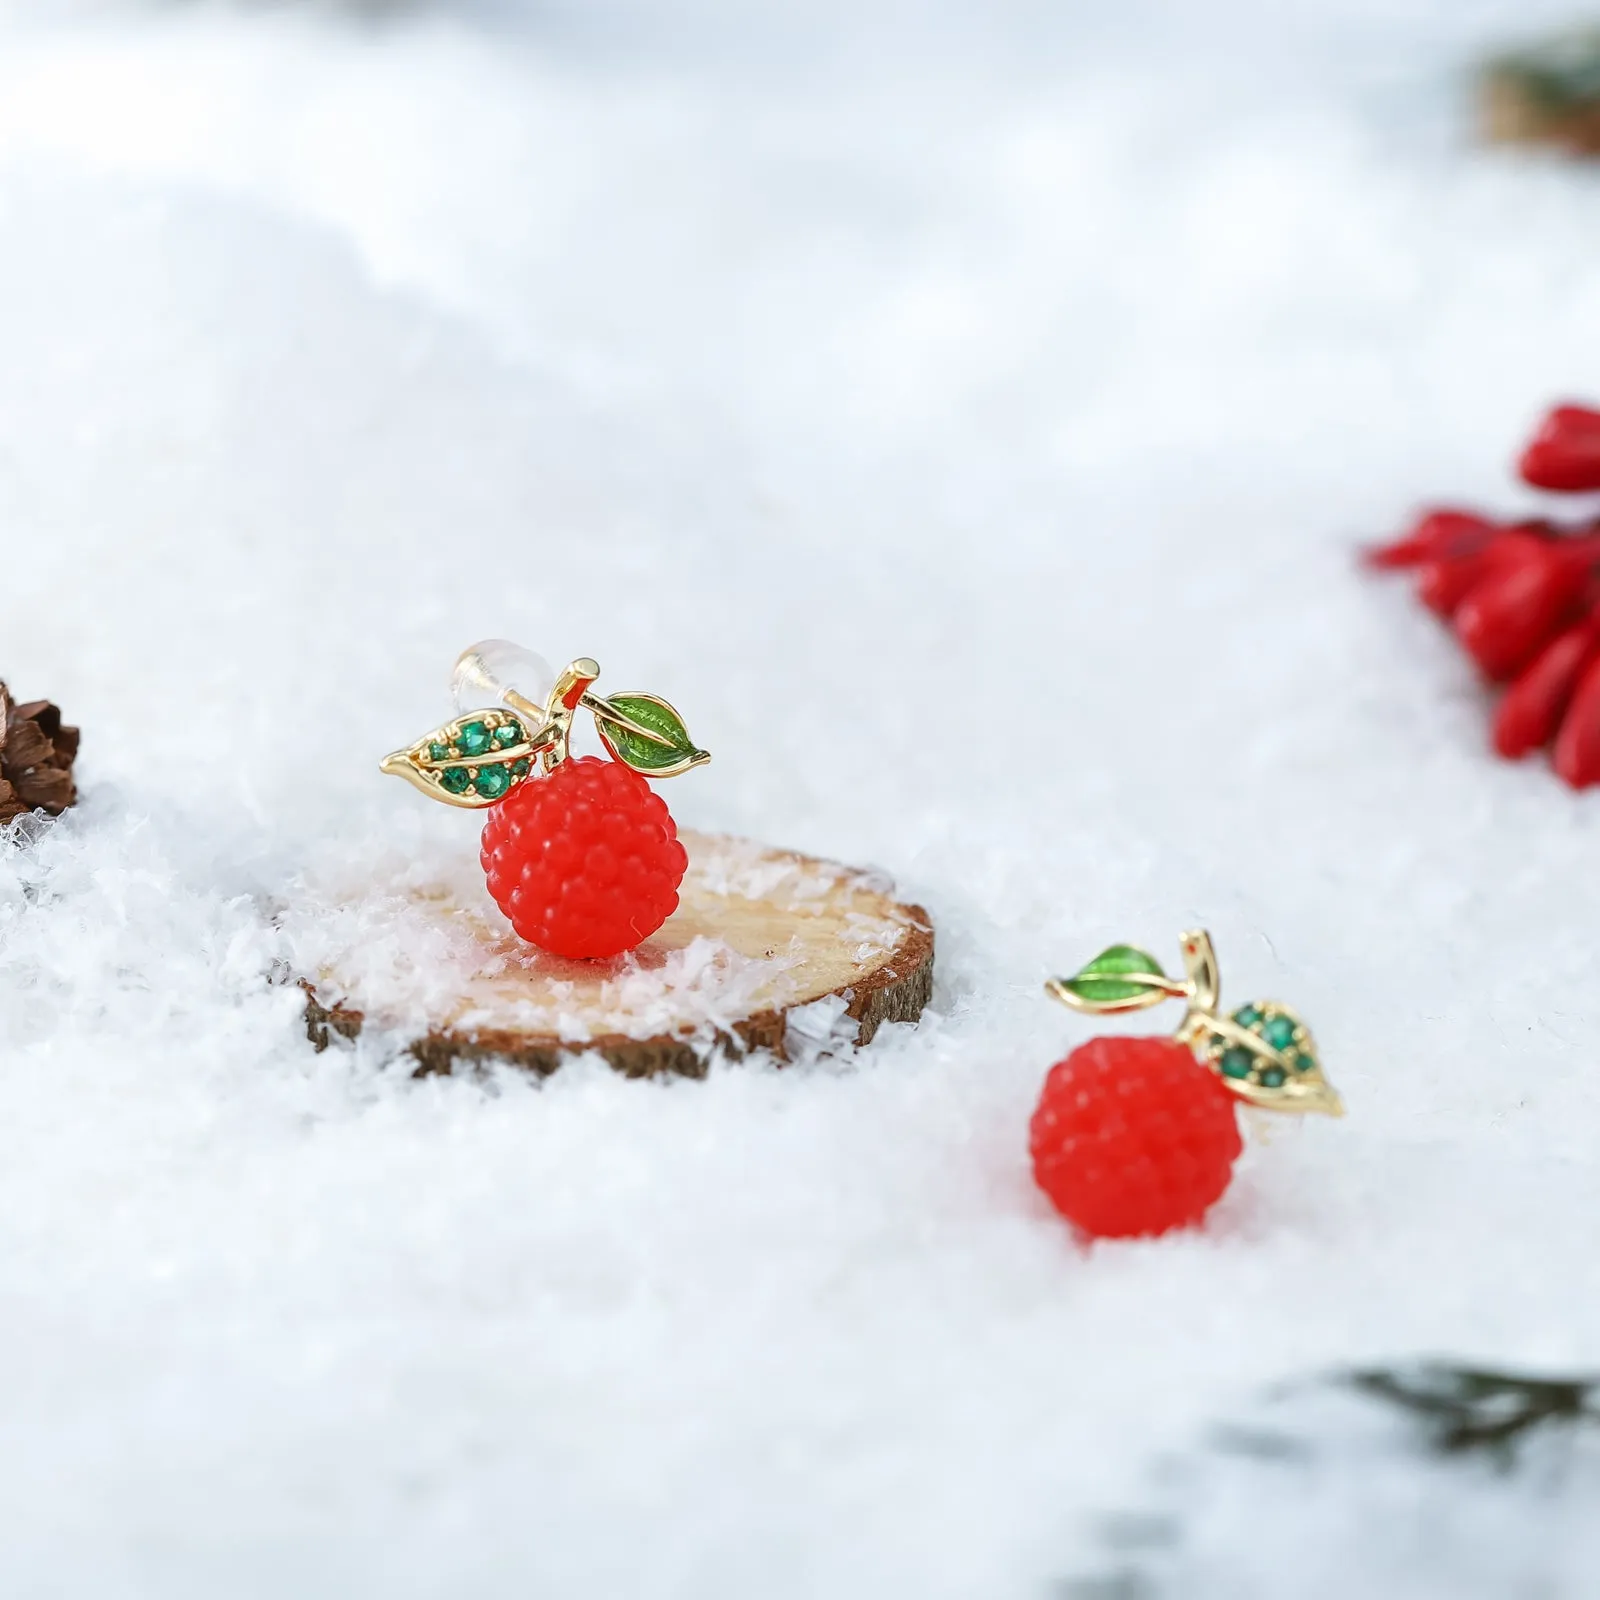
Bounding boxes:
595 693 708 775
1062 944 1167 1004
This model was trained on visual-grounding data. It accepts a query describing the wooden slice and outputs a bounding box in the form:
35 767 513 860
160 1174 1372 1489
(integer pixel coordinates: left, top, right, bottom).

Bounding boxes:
301 830 934 1077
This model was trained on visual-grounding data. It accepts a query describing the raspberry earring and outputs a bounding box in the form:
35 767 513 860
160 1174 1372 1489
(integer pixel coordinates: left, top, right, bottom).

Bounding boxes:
381 640 709 960
1029 930 1343 1240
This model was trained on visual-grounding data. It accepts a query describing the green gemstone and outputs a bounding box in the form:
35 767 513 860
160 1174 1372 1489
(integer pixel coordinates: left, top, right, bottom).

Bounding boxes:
1294 1052 1316 1073
473 764 512 800
1219 1047 1254 1080
511 757 531 776
494 719 523 746
439 767 471 794
428 741 451 763
1232 1004 1262 1030
458 720 493 757
1263 1016 1297 1051
1260 1065 1287 1088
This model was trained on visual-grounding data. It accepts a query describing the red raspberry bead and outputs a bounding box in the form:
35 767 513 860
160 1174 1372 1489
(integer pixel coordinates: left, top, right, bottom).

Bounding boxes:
480 755 688 960
1029 1036 1242 1239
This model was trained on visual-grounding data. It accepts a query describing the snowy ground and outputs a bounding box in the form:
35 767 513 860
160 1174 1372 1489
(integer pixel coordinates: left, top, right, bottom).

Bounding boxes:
3 0 1600 1593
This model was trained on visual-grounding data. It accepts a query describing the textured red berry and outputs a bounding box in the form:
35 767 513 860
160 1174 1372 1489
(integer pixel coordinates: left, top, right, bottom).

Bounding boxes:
1028 1036 1242 1240
1519 404 1600 493
480 755 688 960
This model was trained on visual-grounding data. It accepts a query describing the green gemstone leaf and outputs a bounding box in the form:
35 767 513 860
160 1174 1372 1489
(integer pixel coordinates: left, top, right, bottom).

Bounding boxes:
1196 1000 1342 1117
1061 944 1167 1004
594 693 709 776
381 708 548 809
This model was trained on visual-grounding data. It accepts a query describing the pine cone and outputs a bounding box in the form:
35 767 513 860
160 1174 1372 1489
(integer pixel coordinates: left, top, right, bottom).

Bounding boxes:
0 681 79 824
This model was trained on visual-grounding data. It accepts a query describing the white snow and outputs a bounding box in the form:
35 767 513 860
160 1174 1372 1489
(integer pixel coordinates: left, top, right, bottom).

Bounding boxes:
1 0 1600 1593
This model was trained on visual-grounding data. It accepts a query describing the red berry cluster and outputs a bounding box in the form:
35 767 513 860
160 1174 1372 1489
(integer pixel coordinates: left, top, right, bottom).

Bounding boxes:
480 755 688 961
1029 1037 1242 1239
1369 403 1600 787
